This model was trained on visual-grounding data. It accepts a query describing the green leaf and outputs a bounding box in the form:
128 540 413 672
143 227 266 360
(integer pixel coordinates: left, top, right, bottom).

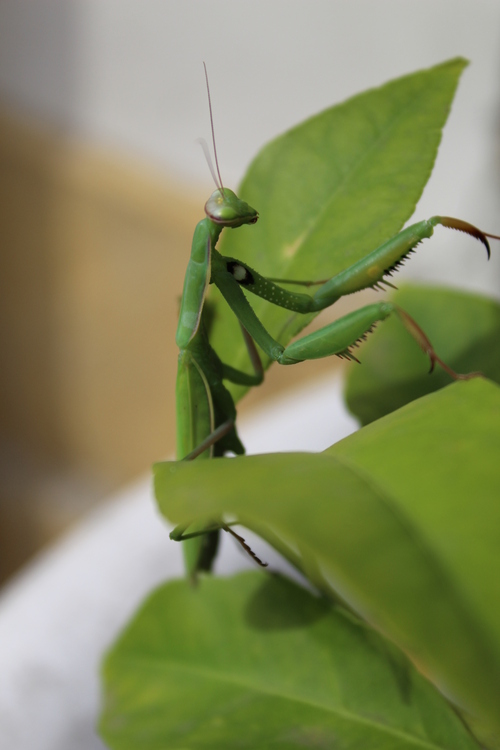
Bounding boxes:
154 379 500 733
345 284 500 425
100 572 479 749
330 378 500 732
208 58 468 399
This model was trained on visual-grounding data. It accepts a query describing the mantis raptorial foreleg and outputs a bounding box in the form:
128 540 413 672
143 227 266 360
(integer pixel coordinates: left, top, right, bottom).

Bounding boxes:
209 214 498 372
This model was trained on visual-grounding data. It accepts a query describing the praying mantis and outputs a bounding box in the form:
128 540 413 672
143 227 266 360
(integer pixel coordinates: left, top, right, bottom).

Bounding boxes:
171 67 499 581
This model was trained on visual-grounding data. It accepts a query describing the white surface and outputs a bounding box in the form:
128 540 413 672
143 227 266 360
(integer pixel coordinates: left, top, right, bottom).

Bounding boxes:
0 1 499 294
0 374 358 750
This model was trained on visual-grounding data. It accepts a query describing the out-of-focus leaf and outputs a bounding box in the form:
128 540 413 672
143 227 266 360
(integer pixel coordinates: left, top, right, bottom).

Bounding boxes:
345 284 500 425
100 572 479 750
155 378 500 732
208 58 468 400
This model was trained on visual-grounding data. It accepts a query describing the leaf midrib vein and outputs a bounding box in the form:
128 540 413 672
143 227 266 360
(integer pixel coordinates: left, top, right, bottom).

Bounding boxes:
119 655 455 750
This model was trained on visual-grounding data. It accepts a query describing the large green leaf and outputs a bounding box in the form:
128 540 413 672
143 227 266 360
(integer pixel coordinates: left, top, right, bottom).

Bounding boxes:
209 58 468 399
345 285 500 425
100 572 479 750
155 378 500 732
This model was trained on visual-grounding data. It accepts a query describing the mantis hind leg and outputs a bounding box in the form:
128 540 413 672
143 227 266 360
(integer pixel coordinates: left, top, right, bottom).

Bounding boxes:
170 505 268 570
171 524 268 570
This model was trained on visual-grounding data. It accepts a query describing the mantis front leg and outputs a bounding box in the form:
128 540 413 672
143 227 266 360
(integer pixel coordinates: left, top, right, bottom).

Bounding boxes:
212 216 498 374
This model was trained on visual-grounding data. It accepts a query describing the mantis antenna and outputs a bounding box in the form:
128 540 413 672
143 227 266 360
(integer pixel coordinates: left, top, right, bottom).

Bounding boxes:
203 62 224 193
197 138 221 191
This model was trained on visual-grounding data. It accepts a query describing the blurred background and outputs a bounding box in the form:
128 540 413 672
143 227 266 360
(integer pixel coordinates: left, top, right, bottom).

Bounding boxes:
0 0 499 584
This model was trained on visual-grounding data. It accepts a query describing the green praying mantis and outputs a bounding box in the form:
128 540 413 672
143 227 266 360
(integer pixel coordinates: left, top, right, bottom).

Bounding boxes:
171 68 499 580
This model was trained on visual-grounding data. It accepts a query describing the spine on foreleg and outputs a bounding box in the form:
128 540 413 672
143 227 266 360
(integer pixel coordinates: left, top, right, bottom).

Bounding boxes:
279 303 393 364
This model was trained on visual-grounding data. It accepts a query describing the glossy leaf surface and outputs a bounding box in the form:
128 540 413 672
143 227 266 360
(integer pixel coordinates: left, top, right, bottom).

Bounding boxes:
345 284 500 424
155 378 500 732
100 572 478 750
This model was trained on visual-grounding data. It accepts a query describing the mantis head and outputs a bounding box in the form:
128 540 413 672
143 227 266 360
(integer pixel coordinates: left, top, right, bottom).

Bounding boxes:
201 64 259 229
205 188 259 228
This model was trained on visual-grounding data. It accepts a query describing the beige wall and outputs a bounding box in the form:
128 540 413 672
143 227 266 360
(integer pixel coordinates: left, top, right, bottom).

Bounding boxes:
0 111 208 578
0 110 206 478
